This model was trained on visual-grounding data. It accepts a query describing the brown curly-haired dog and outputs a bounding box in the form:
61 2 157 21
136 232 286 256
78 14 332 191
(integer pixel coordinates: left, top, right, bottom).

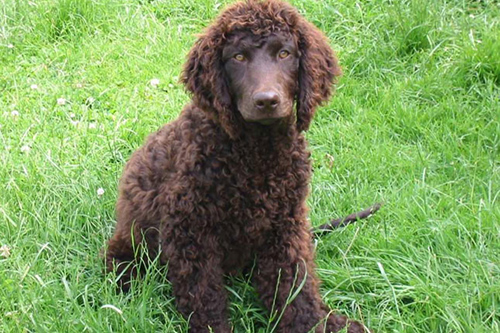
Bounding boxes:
105 1 368 332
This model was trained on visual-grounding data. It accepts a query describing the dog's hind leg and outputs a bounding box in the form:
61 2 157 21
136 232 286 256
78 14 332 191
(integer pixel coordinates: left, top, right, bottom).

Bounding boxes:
104 225 160 292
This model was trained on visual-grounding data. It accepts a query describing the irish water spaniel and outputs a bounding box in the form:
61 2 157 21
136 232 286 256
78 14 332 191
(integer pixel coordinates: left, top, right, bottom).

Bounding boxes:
105 1 369 332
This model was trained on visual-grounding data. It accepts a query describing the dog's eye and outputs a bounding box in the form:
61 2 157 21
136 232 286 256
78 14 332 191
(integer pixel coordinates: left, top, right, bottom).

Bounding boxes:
278 50 290 59
234 53 245 61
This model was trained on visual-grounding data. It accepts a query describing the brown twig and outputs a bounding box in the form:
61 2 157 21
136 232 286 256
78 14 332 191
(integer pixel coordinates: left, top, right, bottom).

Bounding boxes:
312 203 382 234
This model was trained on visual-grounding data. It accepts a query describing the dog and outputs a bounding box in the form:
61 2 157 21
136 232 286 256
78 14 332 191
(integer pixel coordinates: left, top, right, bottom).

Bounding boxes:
105 1 368 332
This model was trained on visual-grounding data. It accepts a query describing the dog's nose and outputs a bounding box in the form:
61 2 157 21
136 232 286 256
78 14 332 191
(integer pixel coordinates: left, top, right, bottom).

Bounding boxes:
253 91 280 111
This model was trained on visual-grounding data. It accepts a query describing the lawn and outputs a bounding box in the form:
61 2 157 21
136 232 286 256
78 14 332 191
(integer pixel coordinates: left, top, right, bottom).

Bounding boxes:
0 0 499 332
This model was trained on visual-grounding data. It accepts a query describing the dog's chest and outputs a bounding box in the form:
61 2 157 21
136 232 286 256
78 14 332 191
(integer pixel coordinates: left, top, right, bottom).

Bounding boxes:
194 134 310 233
212 150 306 229
211 156 308 272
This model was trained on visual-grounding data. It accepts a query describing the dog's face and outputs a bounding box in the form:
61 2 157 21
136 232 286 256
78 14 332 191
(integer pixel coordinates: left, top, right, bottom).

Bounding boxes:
222 33 299 125
182 0 341 138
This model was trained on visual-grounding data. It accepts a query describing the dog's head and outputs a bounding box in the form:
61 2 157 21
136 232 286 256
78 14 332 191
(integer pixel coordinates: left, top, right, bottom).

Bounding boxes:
182 0 341 138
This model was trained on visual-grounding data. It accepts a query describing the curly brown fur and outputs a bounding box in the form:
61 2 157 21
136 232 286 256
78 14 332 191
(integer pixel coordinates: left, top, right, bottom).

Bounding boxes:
104 1 368 332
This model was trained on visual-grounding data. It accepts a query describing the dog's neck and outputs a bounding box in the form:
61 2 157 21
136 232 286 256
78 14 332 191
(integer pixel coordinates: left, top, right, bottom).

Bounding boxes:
232 122 302 165
191 104 303 158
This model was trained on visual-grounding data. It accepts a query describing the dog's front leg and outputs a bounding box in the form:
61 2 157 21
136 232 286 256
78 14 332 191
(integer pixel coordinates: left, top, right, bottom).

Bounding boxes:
254 223 366 333
164 231 230 333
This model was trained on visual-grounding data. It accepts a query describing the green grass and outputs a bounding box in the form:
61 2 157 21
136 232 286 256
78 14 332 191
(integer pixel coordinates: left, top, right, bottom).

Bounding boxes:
1 0 499 332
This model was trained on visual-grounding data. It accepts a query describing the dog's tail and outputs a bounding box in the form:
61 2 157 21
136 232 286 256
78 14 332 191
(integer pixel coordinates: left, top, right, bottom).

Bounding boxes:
312 203 382 235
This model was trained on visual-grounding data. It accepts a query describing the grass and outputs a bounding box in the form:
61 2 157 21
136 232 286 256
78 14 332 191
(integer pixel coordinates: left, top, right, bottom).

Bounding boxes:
0 0 499 332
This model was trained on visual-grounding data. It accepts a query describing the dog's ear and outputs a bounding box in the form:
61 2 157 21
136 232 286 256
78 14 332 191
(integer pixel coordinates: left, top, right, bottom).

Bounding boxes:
181 32 240 138
296 21 342 132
